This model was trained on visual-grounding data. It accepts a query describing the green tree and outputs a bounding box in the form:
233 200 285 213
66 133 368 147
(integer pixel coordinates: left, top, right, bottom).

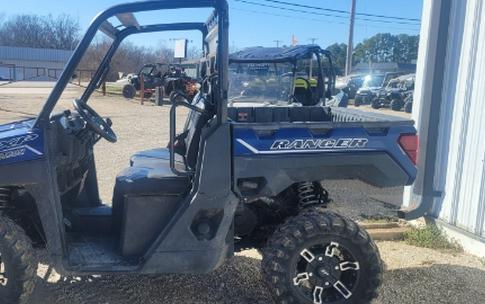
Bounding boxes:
353 33 419 64
326 43 347 71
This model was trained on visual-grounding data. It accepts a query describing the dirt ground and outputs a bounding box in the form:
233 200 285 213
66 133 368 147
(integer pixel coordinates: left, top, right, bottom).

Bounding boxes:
1 82 484 303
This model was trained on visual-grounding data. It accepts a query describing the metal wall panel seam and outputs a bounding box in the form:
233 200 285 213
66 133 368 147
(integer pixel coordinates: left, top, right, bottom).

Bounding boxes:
455 0 485 232
477 152 485 236
431 0 467 219
449 0 483 226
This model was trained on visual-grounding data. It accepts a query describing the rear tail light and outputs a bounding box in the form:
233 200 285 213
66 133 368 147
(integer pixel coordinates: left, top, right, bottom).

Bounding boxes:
398 134 419 165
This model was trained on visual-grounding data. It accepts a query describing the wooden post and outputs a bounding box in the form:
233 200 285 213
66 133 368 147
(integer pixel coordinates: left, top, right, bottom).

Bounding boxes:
78 70 81 86
140 73 145 105
102 81 106 96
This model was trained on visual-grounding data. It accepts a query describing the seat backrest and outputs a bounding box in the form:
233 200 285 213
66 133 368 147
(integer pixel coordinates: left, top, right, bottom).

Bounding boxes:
294 78 318 106
182 94 213 169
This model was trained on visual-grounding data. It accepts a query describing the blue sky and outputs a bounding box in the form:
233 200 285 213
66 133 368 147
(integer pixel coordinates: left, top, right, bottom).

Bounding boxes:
1 0 423 50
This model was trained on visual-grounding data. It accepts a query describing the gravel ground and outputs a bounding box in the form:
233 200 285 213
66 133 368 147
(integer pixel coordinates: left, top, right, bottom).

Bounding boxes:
1 82 484 303
29 242 485 304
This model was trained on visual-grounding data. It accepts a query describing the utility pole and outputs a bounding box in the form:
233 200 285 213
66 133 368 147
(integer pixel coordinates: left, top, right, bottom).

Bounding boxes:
273 40 282 47
345 0 357 76
308 38 318 45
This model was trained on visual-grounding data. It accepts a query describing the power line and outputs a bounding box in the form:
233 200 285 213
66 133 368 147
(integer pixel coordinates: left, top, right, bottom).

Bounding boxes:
230 7 420 31
233 0 421 26
230 7 421 32
260 0 421 22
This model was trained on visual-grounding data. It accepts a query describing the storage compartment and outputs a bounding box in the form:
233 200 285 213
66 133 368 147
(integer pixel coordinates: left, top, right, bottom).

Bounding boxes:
228 106 332 123
119 194 180 257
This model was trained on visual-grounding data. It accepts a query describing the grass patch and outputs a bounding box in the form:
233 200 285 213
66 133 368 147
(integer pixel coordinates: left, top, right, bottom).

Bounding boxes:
403 224 461 252
360 214 398 223
104 84 123 96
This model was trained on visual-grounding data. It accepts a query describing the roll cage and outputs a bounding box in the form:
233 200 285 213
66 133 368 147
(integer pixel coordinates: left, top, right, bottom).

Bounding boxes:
229 45 336 101
34 0 229 127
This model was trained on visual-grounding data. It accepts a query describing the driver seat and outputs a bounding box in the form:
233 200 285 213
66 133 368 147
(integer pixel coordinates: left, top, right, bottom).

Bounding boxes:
130 94 210 170
112 94 212 243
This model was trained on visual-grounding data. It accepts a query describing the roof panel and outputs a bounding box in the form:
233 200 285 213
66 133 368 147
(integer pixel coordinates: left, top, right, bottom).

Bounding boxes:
229 45 323 63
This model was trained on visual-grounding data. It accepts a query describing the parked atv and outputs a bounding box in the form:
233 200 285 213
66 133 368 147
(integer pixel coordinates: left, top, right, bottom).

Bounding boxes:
371 88 407 110
370 74 415 111
122 63 164 99
123 63 199 102
354 72 405 107
0 2 420 304
335 74 365 99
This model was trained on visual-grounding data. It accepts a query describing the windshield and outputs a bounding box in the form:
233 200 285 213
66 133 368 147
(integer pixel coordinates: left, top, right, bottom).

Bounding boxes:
362 74 385 88
228 62 294 104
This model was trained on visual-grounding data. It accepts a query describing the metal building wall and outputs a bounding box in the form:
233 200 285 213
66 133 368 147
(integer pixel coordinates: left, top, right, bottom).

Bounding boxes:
430 0 485 238
0 46 73 63
0 46 73 81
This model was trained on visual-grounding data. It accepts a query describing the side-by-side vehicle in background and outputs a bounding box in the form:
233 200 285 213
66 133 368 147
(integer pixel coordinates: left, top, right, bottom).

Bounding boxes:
228 45 336 109
354 72 403 106
122 62 199 101
0 1 421 303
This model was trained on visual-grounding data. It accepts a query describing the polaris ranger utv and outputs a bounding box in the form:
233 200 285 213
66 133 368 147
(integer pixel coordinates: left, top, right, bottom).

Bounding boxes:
0 1 419 303
228 45 336 108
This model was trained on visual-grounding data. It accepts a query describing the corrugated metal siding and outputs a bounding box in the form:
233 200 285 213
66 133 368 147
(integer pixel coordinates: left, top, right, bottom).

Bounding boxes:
0 46 72 63
432 0 485 237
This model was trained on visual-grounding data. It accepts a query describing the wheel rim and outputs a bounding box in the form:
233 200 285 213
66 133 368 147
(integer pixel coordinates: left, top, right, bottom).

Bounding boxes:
0 252 7 287
291 241 360 304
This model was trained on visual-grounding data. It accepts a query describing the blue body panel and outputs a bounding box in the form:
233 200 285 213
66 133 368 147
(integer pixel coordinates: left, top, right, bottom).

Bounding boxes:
0 119 45 165
233 125 417 183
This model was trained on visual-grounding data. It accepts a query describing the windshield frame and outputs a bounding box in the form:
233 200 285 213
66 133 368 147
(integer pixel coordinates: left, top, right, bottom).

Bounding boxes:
34 0 228 128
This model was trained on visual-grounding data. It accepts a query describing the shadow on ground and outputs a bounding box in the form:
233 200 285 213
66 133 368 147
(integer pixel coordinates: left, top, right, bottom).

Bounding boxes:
31 255 270 304
31 253 485 304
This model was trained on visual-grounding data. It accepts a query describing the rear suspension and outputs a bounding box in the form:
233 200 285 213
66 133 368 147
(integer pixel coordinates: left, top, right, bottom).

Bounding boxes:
296 182 330 208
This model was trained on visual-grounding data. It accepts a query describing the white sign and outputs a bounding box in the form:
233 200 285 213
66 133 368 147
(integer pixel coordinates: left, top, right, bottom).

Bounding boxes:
174 39 188 59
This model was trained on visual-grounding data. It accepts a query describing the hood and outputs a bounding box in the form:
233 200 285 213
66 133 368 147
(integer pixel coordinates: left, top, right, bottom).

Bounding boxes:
0 119 45 165
0 119 35 136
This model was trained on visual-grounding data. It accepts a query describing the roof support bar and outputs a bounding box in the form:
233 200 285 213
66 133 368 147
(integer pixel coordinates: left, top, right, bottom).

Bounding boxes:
116 13 140 29
99 21 119 39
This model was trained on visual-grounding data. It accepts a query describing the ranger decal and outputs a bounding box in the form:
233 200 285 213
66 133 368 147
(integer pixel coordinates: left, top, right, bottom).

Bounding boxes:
0 134 39 151
270 138 368 150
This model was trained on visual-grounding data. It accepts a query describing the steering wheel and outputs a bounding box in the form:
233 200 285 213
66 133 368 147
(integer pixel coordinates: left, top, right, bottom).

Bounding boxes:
73 99 117 143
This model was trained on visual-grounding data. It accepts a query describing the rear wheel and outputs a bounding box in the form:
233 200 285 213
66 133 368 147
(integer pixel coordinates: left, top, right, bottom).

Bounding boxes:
404 101 413 113
353 97 362 107
122 84 136 99
0 216 36 304
371 99 380 109
262 208 382 304
390 99 403 111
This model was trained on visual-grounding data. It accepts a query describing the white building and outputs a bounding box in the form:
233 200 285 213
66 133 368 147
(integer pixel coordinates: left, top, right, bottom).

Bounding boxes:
0 46 72 81
404 0 485 257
